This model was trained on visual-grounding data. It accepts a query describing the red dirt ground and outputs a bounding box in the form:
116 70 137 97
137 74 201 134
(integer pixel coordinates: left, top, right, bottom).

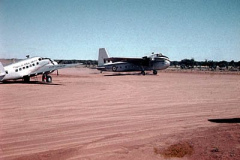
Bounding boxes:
0 68 239 160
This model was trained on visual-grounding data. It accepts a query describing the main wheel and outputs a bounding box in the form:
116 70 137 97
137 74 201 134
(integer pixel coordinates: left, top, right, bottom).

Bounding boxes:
141 71 146 75
153 70 158 75
23 76 30 82
46 75 52 83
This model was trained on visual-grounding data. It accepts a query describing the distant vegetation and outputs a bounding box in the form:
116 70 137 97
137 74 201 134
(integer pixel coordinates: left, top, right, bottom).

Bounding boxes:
171 59 240 71
55 59 98 68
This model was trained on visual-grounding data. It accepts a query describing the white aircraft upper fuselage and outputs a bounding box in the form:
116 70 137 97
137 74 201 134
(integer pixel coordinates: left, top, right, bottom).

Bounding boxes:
0 56 78 83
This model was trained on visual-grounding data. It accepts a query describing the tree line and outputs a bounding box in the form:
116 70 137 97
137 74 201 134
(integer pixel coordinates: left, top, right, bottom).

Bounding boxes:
171 59 240 71
56 59 98 67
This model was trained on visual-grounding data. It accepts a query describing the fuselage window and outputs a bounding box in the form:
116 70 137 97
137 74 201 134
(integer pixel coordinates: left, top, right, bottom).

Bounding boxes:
5 71 8 74
23 67 25 69
36 62 39 65
26 66 29 68
15 69 18 72
19 68 22 71
30 64 32 67
32 64 35 66
38 58 42 61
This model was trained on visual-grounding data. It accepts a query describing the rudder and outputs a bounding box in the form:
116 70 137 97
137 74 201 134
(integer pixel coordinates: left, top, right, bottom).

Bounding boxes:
98 48 109 66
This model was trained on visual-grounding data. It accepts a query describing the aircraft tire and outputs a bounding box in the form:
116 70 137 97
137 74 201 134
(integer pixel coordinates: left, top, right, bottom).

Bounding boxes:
46 75 52 83
141 71 145 75
23 76 30 82
153 70 157 75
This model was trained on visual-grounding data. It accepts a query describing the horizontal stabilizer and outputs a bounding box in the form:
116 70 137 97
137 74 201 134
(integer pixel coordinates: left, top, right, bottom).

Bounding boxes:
96 66 106 71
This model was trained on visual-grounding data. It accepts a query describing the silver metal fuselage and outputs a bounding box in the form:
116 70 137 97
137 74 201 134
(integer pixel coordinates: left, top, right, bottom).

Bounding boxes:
1 57 57 81
102 58 170 72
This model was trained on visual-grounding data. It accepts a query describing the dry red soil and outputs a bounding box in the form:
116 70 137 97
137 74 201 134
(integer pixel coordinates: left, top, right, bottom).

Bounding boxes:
0 68 239 160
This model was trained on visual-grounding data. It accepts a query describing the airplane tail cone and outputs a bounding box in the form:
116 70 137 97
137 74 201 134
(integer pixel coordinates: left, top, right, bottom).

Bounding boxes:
0 62 6 81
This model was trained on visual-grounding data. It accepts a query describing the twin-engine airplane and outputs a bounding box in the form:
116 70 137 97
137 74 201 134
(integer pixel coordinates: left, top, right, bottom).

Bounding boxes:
0 56 79 83
97 48 170 75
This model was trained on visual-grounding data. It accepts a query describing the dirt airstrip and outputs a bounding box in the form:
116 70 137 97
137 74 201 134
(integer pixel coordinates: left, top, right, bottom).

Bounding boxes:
0 68 239 160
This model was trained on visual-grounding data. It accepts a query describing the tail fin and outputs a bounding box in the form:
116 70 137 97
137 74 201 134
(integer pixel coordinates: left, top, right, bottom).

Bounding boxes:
98 48 109 66
0 62 6 81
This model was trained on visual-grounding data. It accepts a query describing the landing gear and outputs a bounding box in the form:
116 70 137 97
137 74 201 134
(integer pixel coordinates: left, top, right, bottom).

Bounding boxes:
153 70 158 75
46 75 52 83
42 74 46 82
42 74 52 83
140 65 145 75
23 76 30 82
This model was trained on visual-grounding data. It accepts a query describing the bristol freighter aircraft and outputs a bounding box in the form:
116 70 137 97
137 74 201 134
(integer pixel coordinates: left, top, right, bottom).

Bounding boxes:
0 56 79 83
97 48 170 75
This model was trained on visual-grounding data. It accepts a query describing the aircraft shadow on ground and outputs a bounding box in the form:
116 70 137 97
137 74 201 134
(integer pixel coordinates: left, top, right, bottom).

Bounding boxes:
104 73 156 76
208 118 240 123
0 81 61 85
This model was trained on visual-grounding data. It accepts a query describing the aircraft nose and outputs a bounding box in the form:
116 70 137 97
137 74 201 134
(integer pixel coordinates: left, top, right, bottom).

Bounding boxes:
165 60 170 67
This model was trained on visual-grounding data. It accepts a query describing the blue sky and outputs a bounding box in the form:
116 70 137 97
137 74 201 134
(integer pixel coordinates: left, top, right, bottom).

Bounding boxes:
0 0 240 61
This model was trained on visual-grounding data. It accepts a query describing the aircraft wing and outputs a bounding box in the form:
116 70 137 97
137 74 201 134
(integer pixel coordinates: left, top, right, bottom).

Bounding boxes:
49 63 81 70
105 57 149 66
29 63 81 76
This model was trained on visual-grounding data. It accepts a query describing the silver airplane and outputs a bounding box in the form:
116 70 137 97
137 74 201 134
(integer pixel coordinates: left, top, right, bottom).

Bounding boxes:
97 48 170 75
0 56 79 83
